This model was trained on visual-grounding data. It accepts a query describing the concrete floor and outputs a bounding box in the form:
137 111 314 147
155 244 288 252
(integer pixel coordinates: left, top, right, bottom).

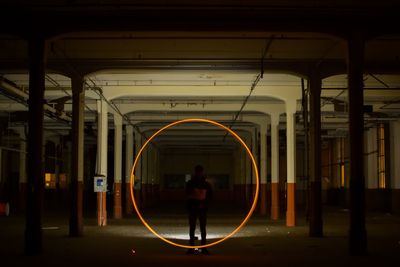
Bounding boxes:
1 207 399 267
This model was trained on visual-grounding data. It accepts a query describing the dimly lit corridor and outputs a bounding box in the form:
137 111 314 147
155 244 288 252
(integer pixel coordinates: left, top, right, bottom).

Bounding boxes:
1 1 400 266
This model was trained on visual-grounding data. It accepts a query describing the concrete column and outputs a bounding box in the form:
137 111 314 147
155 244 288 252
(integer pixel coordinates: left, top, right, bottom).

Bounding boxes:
134 130 142 207
65 141 72 188
333 138 342 189
247 134 254 207
15 128 28 211
96 99 108 226
54 137 60 190
259 123 268 216
242 139 248 206
365 127 379 212
242 135 251 206
134 130 142 183
390 121 400 213
365 128 378 189
69 75 85 236
125 124 134 215
286 100 297 227
0 148 2 184
270 113 280 220
142 142 148 207
251 127 258 207
233 136 247 205
113 114 123 219
347 33 367 255
25 37 46 255
309 72 323 237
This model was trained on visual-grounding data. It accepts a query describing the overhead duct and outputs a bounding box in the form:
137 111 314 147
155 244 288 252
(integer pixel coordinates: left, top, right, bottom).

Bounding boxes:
0 77 28 100
0 77 72 122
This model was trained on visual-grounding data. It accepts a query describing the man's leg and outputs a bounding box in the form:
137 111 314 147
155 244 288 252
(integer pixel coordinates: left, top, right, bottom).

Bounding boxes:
189 209 197 246
199 209 210 254
199 209 207 245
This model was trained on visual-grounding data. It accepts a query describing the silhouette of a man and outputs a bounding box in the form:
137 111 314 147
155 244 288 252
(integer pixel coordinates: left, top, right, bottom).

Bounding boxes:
185 165 212 254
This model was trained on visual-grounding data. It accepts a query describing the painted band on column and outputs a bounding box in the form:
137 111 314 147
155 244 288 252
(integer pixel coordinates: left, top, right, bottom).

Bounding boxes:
286 183 295 227
271 182 279 220
114 182 122 219
260 184 268 215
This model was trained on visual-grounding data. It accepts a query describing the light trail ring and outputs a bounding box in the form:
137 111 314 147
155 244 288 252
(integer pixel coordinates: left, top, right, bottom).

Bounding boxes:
130 118 260 249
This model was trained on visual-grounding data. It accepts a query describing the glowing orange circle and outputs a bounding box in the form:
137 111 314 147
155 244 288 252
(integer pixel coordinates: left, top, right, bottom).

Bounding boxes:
130 118 259 249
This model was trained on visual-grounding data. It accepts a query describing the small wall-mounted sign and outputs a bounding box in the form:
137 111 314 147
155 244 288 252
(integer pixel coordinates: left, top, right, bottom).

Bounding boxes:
94 176 107 192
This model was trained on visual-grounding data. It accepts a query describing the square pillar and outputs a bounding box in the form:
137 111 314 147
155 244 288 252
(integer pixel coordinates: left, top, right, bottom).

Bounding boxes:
134 130 142 208
96 99 108 226
125 125 134 215
390 121 400 213
347 33 367 255
286 100 297 227
25 37 46 255
270 113 280 220
113 114 123 219
365 128 378 189
69 75 85 236
309 72 323 237
259 123 268 216
16 127 27 211
141 141 149 208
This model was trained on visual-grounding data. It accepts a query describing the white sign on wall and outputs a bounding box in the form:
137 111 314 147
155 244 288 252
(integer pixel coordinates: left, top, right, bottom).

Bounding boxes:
94 176 107 192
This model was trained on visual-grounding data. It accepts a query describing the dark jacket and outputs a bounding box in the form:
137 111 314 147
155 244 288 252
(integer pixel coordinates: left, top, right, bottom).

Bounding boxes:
186 176 212 210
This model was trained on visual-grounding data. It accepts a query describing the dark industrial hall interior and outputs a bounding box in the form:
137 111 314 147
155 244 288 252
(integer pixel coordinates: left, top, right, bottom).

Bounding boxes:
0 1 400 266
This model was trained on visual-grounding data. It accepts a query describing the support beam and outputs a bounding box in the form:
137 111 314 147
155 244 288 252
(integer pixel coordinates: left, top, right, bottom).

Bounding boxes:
113 114 123 219
96 99 108 226
271 113 280 220
125 125 134 215
250 129 258 208
245 136 252 207
309 71 323 237
25 37 46 255
347 33 367 255
259 124 268 216
141 142 148 208
286 101 297 227
69 75 85 236
365 128 378 189
134 130 142 207
390 121 400 214
18 128 27 211
0 148 2 184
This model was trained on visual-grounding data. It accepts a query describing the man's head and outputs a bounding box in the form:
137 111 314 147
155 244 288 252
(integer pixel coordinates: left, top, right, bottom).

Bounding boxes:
194 165 204 177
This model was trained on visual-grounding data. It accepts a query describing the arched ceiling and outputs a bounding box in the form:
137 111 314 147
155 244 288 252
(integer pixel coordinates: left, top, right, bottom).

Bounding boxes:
1 2 400 149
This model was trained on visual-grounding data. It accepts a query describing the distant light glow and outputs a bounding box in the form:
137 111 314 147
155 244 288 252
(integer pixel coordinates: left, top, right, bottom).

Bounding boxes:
130 118 259 249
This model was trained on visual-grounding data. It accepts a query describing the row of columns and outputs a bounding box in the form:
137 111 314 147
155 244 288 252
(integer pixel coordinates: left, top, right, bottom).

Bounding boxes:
251 32 366 255
252 114 281 221
23 33 367 256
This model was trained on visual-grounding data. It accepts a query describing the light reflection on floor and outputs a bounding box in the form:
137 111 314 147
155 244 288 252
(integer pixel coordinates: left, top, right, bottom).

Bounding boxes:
102 221 274 241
